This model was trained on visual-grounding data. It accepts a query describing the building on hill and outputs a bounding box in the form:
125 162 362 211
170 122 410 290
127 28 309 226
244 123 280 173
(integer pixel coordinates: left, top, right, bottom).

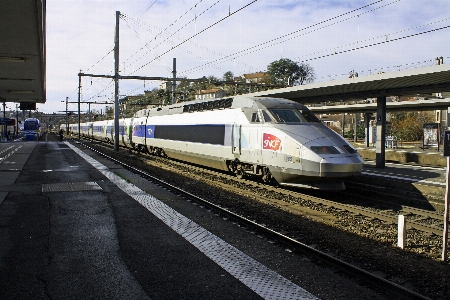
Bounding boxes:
195 88 226 100
241 72 269 83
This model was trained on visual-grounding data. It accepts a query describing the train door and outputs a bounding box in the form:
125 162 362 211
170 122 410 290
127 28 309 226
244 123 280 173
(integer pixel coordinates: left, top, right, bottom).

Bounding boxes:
232 124 241 155
253 110 263 157
103 123 107 141
89 123 93 138
109 121 114 144
125 119 133 147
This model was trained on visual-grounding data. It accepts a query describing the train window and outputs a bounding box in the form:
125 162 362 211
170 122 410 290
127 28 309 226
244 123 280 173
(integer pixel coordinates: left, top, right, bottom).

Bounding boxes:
251 113 260 123
299 110 321 123
269 109 320 123
262 111 273 122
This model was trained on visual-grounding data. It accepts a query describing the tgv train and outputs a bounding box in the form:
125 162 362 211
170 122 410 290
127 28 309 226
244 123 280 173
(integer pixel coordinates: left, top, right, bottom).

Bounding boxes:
66 96 363 190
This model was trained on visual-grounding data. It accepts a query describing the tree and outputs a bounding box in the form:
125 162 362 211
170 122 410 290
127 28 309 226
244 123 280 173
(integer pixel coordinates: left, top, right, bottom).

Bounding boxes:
191 75 218 92
267 58 315 87
223 71 234 82
390 111 435 141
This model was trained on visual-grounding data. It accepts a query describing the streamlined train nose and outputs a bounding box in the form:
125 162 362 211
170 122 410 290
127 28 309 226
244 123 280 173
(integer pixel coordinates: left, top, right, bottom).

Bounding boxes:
319 156 363 176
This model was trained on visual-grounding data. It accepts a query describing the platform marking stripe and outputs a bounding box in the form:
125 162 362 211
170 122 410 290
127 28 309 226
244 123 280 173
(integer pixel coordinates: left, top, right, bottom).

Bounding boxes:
0 146 22 164
361 171 446 186
67 142 318 300
0 145 15 155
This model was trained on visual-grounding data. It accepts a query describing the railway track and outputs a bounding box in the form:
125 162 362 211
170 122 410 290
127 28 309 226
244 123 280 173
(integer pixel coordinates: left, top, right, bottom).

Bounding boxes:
73 138 433 300
80 137 446 248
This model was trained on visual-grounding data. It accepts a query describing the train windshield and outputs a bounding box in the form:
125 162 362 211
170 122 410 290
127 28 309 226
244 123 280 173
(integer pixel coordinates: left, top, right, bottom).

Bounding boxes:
268 109 320 123
24 120 38 130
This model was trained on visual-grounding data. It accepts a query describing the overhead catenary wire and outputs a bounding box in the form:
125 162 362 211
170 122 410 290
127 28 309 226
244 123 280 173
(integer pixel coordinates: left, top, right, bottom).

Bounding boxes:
138 0 158 20
315 56 449 82
130 0 259 75
181 0 400 75
120 0 222 71
120 0 210 68
84 0 392 89
121 13 258 77
85 48 115 73
298 18 450 62
77 0 256 104
301 25 450 63
121 19 173 74
76 0 448 104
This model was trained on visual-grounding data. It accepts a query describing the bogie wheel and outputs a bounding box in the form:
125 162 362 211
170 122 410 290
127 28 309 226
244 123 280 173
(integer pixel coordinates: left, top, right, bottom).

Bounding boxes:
262 167 276 185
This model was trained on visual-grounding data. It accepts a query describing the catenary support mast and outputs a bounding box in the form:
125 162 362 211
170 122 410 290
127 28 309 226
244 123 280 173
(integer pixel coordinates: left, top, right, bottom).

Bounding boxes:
114 11 120 151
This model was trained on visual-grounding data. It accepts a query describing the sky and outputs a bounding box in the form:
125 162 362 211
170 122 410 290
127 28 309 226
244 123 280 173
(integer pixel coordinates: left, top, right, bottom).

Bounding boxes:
41 0 450 114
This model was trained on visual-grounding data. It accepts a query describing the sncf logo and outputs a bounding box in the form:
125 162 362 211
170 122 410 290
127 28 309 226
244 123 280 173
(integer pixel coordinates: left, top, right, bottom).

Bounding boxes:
263 133 281 151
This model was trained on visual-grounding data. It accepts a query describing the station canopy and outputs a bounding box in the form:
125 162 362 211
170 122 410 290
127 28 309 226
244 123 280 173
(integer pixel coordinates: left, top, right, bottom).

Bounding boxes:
0 0 46 106
248 64 450 111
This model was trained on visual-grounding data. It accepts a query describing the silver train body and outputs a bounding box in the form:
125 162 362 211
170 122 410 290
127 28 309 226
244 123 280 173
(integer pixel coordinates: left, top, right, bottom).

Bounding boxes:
67 96 363 190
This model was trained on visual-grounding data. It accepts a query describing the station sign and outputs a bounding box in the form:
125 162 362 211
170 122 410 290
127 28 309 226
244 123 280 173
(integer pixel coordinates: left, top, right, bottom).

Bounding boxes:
19 102 36 110
444 130 450 157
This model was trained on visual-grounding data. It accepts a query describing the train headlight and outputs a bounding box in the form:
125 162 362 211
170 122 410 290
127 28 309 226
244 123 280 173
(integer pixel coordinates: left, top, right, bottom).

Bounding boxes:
343 145 358 153
310 146 340 154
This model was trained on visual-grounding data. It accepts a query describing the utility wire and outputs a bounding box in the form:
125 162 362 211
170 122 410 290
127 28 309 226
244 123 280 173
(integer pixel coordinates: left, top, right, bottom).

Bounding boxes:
121 13 257 77
298 18 450 61
121 0 223 69
85 48 115 73
138 0 158 19
120 0 208 67
182 0 398 75
130 0 259 75
302 25 449 62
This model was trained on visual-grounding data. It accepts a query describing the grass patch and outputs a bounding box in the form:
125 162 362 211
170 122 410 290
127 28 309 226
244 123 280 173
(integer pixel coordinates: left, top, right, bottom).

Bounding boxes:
114 172 130 182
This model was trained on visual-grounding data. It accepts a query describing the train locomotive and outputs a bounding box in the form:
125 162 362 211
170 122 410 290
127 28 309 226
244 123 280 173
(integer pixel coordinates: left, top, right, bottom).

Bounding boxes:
67 96 363 190
23 118 42 140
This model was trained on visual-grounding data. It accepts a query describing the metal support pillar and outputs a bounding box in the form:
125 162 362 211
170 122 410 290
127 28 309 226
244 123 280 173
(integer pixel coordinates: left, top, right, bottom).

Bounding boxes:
354 113 358 143
447 107 450 130
2 102 6 139
78 75 81 139
443 157 449 261
172 58 177 104
365 112 370 147
376 96 387 168
65 97 69 133
15 104 19 136
114 11 120 151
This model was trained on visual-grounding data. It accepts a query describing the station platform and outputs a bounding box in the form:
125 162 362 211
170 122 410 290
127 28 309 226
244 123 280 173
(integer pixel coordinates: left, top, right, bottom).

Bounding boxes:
352 141 446 167
0 134 445 299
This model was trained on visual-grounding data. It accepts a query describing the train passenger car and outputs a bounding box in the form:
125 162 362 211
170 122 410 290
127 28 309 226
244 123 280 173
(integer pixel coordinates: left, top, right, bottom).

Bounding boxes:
131 116 148 152
80 122 93 138
90 120 108 141
74 118 133 147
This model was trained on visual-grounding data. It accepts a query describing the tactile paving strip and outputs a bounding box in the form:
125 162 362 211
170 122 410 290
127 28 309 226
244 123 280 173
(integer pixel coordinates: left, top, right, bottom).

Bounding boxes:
67 142 318 300
42 182 103 192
